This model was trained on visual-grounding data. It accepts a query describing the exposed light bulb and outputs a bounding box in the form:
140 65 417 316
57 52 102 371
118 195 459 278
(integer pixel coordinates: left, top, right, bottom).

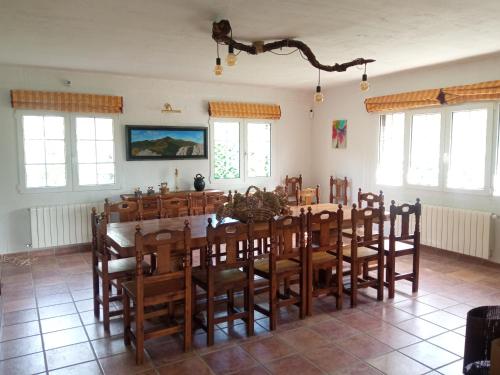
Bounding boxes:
314 85 324 103
226 45 237 66
360 73 370 92
214 57 223 76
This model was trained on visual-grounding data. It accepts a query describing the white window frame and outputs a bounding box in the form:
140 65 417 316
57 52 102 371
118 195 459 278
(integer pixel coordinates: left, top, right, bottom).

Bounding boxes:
209 118 276 187
376 112 406 187
16 110 121 193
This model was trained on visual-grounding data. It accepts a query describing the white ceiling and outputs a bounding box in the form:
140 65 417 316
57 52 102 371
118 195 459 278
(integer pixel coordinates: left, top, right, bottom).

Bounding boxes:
1 0 500 89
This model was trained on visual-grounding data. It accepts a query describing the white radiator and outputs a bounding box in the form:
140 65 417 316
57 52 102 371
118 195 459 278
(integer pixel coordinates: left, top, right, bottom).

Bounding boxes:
411 204 493 260
29 202 103 249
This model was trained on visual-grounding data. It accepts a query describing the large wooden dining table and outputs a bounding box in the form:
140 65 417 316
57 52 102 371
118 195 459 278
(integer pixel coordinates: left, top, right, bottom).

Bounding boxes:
106 203 357 256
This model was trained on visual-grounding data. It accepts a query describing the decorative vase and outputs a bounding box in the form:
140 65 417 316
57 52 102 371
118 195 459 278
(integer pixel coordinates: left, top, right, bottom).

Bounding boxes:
194 174 205 191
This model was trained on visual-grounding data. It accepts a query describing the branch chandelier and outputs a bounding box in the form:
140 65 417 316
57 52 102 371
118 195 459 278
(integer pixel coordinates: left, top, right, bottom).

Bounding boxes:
212 19 375 103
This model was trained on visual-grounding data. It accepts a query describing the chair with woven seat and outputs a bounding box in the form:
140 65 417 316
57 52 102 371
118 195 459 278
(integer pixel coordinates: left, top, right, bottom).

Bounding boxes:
105 198 142 222
192 218 254 346
122 222 192 364
285 174 302 205
91 208 150 332
296 185 320 206
385 199 421 298
342 189 383 238
344 203 385 307
254 212 307 330
329 176 349 205
306 206 343 315
205 192 231 214
158 196 190 218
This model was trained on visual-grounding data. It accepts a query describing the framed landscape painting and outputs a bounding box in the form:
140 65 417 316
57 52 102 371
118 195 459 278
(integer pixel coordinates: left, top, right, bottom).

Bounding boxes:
126 125 208 160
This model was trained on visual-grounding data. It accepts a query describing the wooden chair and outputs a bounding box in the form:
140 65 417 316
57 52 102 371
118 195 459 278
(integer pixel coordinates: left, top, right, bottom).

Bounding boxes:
329 176 349 205
306 206 343 315
343 204 385 307
91 208 149 332
122 222 192 364
385 199 421 298
192 219 254 346
205 191 231 214
137 195 160 220
188 193 207 216
343 189 384 238
104 199 142 222
254 212 307 330
285 174 302 205
296 185 320 206
158 196 189 218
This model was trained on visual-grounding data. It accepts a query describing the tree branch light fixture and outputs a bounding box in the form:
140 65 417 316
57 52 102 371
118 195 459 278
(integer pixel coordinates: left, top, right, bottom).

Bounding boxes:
212 19 375 102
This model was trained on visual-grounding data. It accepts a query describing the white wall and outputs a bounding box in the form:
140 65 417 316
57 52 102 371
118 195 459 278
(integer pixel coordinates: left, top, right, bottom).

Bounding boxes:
0 65 312 253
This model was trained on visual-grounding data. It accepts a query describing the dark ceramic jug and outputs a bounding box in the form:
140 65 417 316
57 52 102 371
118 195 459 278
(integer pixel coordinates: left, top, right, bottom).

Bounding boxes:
194 173 205 191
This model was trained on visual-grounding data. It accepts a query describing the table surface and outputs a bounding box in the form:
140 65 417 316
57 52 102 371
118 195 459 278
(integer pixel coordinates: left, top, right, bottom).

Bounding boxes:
106 203 351 252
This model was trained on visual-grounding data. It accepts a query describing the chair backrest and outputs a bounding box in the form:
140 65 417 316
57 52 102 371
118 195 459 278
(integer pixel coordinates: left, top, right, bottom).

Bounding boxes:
188 193 207 216
104 199 141 222
158 196 189 218
297 185 320 206
205 192 230 214
357 189 384 208
389 199 421 242
306 207 343 250
205 218 253 270
330 177 349 205
269 211 305 261
285 175 302 200
350 204 384 248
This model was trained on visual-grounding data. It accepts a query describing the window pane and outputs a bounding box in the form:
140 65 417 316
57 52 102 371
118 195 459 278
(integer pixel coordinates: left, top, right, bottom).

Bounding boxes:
77 141 97 163
407 113 441 186
44 117 65 139
76 117 96 140
96 141 114 162
97 163 115 184
79 164 97 185
24 140 45 164
23 116 44 139
247 123 271 177
25 165 46 187
46 164 66 186
376 113 405 186
213 122 240 179
45 140 65 163
447 109 487 190
95 118 113 140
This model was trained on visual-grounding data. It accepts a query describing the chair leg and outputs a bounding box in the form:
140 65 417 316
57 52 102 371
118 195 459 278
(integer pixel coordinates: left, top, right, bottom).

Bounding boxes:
93 268 100 318
184 285 192 352
123 293 131 346
300 268 307 319
336 262 343 310
412 250 420 294
102 274 110 332
377 255 384 301
135 302 144 365
246 281 254 337
270 276 278 331
388 254 396 299
307 252 313 316
207 287 215 346
227 289 234 320
350 261 357 308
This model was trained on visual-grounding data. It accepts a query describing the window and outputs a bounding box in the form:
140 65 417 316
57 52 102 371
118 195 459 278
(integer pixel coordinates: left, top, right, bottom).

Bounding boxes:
376 113 405 186
211 119 273 183
407 113 441 186
17 112 118 192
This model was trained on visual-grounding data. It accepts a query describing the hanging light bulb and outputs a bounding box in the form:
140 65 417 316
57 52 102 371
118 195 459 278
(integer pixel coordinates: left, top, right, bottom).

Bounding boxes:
226 45 237 66
214 43 223 76
360 64 370 92
314 69 324 103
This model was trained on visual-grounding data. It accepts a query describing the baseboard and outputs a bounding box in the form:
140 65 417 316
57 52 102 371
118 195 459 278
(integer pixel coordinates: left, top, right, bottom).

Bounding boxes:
4 243 92 257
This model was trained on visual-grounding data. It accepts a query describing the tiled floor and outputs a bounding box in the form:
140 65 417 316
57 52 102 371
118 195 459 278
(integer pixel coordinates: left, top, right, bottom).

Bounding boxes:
1 247 500 374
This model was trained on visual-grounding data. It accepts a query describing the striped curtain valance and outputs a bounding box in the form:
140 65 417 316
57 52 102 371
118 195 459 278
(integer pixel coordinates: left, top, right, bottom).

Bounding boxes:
11 90 123 114
208 101 281 120
365 80 500 113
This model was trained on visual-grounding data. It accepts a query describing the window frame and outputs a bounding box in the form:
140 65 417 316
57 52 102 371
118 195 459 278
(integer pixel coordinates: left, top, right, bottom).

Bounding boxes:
209 118 276 187
16 110 121 194
376 112 406 187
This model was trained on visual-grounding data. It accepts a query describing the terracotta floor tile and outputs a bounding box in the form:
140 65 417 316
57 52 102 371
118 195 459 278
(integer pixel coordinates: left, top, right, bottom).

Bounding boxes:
75 298 95 313
157 356 212 375
277 326 330 352
35 283 68 297
367 351 430 375
71 288 94 301
2 297 37 313
416 294 458 309
229 365 271 374
43 326 88 350
427 331 465 356
336 310 386 332
91 336 129 358
453 326 466 336
0 320 40 342
304 344 361 373
146 335 194 366
0 335 43 360
443 303 474 319
364 305 414 324
393 299 438 316
264 354 323 375
41 313 82 333
399 341 460 369
435 359 464 375
0 352 46 375
335 334 392 360
99 351 154 375
420 310 466 330
45 341 95 370
309 318 361 341
38 302 77 319
2 308 38 326
37 292 73 307
331 362 382 374
396 318 447 340
367 325 421 349
48 360 102 374
202 346 257 374
240 336 296 363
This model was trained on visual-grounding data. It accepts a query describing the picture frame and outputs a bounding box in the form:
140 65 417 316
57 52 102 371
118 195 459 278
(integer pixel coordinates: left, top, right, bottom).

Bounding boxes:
125 125 208 160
